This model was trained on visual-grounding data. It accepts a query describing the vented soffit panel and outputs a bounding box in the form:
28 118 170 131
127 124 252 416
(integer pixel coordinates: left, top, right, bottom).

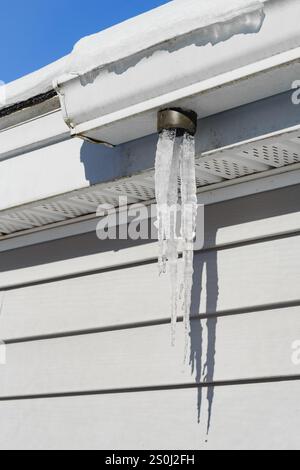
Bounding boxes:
1 125 300 237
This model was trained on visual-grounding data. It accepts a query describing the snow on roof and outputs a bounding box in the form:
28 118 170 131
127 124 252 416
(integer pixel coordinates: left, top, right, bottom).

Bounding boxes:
2 0 266 111
68 0 265 74
3 56 68 110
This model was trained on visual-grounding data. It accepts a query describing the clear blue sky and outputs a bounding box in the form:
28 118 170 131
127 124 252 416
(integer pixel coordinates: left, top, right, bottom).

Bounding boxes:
0 0 171 84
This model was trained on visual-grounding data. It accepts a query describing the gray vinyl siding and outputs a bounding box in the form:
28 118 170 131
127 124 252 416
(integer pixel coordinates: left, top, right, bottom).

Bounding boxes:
0 184 299 450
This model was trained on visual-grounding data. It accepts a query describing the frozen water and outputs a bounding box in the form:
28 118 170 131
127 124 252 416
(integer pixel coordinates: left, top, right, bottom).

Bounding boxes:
180 133 197 360
155 130 197 355
155 129 177 276
167 140 181 345
155 129 180 345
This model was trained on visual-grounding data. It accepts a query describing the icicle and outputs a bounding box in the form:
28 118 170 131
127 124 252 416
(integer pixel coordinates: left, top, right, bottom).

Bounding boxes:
180 132 197 361
167 140 180 346
155 129 176 275
155 129 180 345
155 128 197 356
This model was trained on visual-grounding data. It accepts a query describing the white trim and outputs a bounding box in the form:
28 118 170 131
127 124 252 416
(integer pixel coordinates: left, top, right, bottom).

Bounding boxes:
72 47 300 140
0 110 69 161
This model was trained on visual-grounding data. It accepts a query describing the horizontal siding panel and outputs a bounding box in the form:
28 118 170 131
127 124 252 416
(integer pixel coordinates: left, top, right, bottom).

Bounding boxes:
214 211 300 247
0 242 159 290
196 234 300 314
0 226 298 291
0 308 299 397
0 262 171 340
0 233 299 338
204 184 300 248
204 379 300 450
0 380 300 450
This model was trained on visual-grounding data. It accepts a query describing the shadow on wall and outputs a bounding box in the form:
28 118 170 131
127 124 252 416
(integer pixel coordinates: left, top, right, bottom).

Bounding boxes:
79 138 219 440
190 237 219 438
188 184 300 439
80 136 219 439
80 134 159 186
80 141 124 186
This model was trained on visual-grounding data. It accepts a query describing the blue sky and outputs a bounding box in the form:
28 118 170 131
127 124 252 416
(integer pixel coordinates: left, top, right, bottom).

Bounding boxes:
0 0 171 84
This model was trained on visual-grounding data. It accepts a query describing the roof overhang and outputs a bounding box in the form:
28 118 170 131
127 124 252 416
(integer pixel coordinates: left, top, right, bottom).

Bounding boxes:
53 0 300 146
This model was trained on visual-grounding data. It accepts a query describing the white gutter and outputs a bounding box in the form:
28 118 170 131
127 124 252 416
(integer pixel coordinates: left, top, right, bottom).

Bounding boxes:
0 0 262 111
63 48 300 145
52 0 300 146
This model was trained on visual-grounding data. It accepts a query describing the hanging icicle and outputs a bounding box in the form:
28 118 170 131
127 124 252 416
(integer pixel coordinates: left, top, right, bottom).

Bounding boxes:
155 122 197 357
155 129 176 275
180 132 197 360
155 129 179 345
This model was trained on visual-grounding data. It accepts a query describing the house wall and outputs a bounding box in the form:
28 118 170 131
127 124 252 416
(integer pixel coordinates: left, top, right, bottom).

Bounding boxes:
0 184 299 450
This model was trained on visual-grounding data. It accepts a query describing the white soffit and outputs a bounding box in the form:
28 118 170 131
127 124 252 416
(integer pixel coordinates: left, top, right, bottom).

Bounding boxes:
1 125 300 237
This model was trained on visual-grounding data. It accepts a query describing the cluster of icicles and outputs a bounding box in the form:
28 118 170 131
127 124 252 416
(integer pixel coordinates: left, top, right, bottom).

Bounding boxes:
155 129 197 359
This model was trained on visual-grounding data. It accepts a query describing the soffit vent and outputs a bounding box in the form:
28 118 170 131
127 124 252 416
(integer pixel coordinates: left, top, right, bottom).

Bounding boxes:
1 126 300 236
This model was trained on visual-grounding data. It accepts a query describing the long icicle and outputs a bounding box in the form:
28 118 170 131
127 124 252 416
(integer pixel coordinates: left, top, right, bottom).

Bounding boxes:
155 129 180 345
155 128 197 356
155 129 176 275
167 139 181 345
180 132 197 362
